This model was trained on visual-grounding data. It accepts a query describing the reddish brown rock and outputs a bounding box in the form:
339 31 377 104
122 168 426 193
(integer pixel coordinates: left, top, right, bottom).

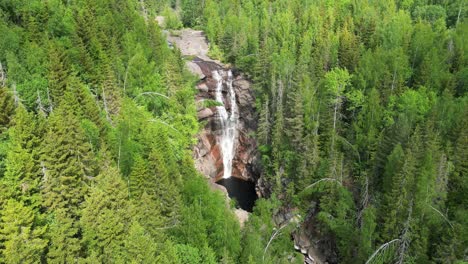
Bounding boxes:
197 108 214 120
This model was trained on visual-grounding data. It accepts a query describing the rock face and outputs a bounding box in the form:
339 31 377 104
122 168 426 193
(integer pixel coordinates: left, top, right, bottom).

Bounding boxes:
192 58 260 183
166 29 260 184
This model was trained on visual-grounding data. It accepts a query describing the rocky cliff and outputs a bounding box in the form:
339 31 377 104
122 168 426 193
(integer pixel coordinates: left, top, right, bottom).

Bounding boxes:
166 29 260 185
192 59 260 183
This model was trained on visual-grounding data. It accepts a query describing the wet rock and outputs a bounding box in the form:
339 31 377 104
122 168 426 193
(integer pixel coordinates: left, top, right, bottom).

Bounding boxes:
197 83 209 92
197 108 214 120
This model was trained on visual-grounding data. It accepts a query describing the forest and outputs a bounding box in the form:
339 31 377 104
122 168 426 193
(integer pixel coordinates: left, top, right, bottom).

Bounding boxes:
0 0 467 263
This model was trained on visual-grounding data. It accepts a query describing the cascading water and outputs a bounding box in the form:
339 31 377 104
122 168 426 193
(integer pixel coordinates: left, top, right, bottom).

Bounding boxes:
213 69 238 179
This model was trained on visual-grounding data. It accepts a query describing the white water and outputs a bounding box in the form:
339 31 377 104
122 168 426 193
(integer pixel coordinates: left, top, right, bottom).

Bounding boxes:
213 70 238 179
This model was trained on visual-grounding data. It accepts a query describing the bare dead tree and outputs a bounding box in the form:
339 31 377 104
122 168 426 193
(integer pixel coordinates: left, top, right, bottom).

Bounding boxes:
36 90 48 115
303 178 342 191
101 85 113 124
263 223 289 262
429 204 454 230
140 0 148 22
148 118 181 135
0 62 6 87
397 200 413 264
12 83 21 106
40 161 48 186
456 0 464 26
136 92 170 100
357 176 370 226
365 239 400 264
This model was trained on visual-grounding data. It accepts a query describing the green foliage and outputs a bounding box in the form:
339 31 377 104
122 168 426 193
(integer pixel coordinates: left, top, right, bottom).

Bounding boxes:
163 7 183 30
0 199 47 263
0 0 466 263
0 1 244 262
195 0 468 262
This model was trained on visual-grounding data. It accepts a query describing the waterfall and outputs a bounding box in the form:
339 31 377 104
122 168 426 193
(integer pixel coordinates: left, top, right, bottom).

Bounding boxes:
213 69 238 179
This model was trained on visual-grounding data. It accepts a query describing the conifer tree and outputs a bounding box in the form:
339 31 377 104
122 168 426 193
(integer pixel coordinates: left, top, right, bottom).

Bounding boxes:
257 99 270 147
128 155 149 199
41 91 96 217
0 87 14 132
46 208 81 263
338 21 360 72
0 199 47 263
3 105 42 209
81 166 131 262
47 43 69 109
100 61 122 122
123 221 158 262
381 146 414 242
147 147 180 220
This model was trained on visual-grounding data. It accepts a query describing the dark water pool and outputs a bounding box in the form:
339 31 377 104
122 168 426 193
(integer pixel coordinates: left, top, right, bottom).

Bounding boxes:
216 177 258 212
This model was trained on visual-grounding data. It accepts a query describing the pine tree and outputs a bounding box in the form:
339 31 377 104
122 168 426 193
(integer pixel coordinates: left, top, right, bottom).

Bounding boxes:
46 208 82 263
47 43 69 109
147 148 180 220
0 87 14 132
100 60 122 122
0 199 47 263
257 99 271 146
81 166 131 262
129 152 177 238
128 155 149 199
3 105 42 209
381 145 415 242
123 221 158 263
131 191 165 239
285 88 305 151
356 206 377 263
338 21 360 72
41 91 96 217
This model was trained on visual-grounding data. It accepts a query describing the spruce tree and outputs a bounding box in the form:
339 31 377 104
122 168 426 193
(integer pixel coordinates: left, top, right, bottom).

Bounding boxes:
46 208 81 263
3 105 42 209
0 87 14 132
257 99 270 146
0 199 47 263
41 91 96 217
47 43 69 109
81 166 131 262
147 147 180 220
123 221 158 263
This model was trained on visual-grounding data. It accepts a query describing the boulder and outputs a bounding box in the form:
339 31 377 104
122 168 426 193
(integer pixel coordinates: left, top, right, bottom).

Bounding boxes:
197 83 209 92
186 61 205 79
197 108 214 120
234 209 249 228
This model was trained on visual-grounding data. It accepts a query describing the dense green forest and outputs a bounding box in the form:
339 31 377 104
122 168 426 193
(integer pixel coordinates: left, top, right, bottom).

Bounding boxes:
184 0 467 263
0 0 466 263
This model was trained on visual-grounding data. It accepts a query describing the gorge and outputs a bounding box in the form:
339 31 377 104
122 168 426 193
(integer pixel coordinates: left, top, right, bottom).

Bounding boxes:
167 29 261 212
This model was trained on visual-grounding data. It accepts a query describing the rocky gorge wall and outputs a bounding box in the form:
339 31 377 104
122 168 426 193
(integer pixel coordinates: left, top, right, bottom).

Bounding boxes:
192 58 260 184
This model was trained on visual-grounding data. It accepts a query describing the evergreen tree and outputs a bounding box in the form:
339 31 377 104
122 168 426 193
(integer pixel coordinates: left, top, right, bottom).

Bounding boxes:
0 87 14 132
47 43 69 109
123 221 158 263
3 105 42 209
81 166 131 262
46 208 81 263
41 91 96 217
0 199 47 263
338 21 360 72
147 147 180 220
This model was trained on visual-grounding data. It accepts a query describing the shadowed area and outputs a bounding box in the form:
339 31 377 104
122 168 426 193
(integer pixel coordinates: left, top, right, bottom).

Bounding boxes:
217 177 258 212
